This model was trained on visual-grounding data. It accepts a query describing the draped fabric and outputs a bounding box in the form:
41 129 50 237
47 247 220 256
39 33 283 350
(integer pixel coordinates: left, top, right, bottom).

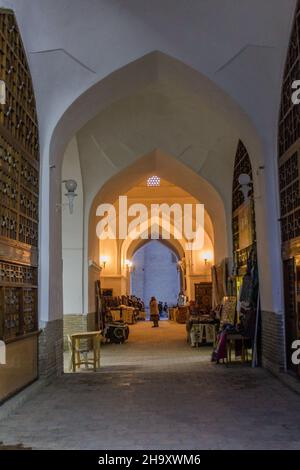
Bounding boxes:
221 296 237 324
212 259 228 308
239 248 259 307
239 274 253 303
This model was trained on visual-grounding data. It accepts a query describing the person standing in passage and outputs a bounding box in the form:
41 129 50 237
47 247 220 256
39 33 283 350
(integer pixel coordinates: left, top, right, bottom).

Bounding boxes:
150 296 159 327
158 301 163 318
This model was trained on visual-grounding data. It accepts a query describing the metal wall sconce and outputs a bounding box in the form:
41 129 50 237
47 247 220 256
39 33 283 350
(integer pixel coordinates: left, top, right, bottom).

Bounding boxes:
201 251 213 265
63 179 78 214
238 173 252 203
125 259 135 273
100 255 108 269
177 258 186 273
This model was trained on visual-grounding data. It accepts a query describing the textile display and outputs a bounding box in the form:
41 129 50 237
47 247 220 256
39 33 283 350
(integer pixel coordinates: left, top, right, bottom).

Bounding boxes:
221 296 236 324
176 306 189 323
211 330 227 362
239 274 253 303
212 258 228 308
240 247 259 307
239 304 256 339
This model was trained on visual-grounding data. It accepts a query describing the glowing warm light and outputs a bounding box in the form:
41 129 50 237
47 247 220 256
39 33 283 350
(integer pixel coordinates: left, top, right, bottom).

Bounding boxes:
100 255 109 268
125 259 133 268
201 251 213 264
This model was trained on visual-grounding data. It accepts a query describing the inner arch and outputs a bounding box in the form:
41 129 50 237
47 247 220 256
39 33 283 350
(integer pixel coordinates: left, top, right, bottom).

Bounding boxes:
131 240 181 311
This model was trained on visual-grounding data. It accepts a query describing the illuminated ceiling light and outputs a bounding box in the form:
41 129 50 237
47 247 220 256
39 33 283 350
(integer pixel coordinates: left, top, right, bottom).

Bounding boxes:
147 175 160 187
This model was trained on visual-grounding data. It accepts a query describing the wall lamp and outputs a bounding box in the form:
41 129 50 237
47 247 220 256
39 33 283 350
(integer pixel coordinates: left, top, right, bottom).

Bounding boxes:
63 179 78 214
202 251 213 265
177 258 187 273
100 255 108 269
125 259 135 273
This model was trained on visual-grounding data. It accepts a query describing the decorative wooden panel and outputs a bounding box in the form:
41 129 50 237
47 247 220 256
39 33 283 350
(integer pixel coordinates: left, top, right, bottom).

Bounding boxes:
0 335 38 403
232 140 256 273
0 134 39 246
0 9 39 342
278 0 300 159
283 259 299 372
235 245 254 270
278 2 300 377
194 282 212 313
0 12 39 159
0 261 38 339
279 151 300 242
232 140 253 213
278 2 300 245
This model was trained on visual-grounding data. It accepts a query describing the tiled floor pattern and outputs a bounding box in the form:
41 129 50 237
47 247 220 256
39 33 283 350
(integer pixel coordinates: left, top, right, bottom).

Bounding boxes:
1 321 300 450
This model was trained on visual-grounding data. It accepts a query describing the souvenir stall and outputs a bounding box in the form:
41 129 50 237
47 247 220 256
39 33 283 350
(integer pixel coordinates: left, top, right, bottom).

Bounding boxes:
176 306 189 323
186 306 219 347
110 305 136 324
212 141 260 365
96 293 143 344
168 305 189 323
175 292 189 323
185 283 217 347
168 307 177 321
168 292 189 323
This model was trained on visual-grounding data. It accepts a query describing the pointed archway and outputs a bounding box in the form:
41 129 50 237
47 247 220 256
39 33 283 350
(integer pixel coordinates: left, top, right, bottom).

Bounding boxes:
44 50 272 377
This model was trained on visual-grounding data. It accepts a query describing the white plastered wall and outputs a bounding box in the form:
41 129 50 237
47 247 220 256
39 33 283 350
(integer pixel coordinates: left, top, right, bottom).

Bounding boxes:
61 136 84 316
46 54 277 327
0 0 294 325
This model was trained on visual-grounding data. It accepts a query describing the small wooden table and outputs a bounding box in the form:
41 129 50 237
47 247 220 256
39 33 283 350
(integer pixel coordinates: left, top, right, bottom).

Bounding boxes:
71 331 101 372
188 323 217 347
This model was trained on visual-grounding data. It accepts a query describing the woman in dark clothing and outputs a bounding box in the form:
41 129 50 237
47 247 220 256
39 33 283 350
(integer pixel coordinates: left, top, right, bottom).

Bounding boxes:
150 297 159 327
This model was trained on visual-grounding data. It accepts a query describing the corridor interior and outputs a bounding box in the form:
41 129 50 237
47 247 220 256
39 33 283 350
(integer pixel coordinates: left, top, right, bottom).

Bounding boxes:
3 2 300 452
64 321 212 373
2 321 300 450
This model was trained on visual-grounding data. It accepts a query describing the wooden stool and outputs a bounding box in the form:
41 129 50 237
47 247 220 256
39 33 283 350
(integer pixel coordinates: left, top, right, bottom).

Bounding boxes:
71 331 101 372
226 334 250 363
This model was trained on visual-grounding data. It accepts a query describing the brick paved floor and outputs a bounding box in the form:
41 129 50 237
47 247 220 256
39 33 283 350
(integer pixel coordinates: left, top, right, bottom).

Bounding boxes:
1 321 300 450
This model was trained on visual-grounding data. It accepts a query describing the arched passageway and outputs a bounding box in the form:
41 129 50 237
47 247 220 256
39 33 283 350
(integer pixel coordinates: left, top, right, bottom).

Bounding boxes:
62 160 215 368
2 0 300 453
0 6 289 406
131 240 181 310
55 51 278 378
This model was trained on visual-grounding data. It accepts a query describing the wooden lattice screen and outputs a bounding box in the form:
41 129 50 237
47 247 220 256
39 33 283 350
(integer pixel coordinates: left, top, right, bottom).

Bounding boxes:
278 1 300 375
0 10 39 341
278 1 300 243
232 140 256 273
